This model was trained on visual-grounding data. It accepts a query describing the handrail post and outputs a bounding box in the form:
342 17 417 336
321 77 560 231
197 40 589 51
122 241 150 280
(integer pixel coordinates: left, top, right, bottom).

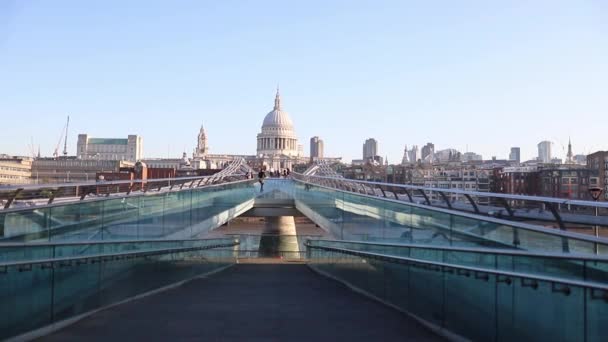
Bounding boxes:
48 188 61 204
438 191 453 209
464 194 480 214
417 189 431 205
378 185 387 198
546 202 569 253
402 188 413 202
4 188 23 209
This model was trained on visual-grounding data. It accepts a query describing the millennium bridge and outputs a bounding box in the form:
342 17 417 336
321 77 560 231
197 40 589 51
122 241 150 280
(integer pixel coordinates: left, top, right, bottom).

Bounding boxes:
1 160 607 341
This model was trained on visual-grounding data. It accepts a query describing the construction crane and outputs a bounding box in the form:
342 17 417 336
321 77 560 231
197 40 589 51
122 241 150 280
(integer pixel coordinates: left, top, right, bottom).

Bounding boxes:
53 116 70 159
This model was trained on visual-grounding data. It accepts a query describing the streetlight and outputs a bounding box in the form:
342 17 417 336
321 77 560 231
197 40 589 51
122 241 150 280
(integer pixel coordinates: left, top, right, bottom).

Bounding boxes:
588 186 604 253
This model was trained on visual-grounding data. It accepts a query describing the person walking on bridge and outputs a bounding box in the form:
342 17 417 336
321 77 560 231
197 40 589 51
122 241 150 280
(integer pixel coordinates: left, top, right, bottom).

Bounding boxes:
258 168 266 192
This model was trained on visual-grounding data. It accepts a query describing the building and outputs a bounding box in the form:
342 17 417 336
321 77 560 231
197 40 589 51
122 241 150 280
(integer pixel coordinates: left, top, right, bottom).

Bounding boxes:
435 149 461 163
362 138 378 161
421 143 435 162
587 151 608 201
256 88 303 170
77 134 143 162
497 166 540 195
509 147 521 163
0 157 33 185
566 138 574 164
462 152 483 162
193 124 209 158
538 167 597 200
537 141 552 163
401 145 409 164
310 136 324 160
574 154 587 165
402 145 421 165
31 158 132 183
409 145 420 164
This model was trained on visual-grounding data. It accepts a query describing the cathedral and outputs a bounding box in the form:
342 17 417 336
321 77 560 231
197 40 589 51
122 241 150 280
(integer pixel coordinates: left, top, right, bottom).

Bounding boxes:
192 88 307 171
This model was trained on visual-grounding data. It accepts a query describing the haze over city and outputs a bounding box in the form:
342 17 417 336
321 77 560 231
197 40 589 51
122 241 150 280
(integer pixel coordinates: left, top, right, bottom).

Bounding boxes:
1 0 606 162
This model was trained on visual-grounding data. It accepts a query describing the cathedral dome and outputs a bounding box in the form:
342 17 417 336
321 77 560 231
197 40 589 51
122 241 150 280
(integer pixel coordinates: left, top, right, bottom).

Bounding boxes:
261 88 294 129
256 87 299 159
263 109 293 128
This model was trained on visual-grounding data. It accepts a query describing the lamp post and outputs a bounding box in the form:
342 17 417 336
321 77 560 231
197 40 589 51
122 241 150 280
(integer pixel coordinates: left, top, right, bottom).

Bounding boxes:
588 186 603 254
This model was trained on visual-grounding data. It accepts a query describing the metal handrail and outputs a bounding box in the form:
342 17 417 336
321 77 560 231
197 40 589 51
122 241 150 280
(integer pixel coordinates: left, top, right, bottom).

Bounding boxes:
306 243 608 291
0 174 227 192
294 173 608 209
0 240 239 269
0 178 256 213
293 177 608 246
0 237 235 248
308 239 608 262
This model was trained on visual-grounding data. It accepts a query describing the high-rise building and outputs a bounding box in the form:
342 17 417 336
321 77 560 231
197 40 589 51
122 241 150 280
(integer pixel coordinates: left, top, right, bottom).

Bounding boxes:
77 134 143 162
421 143 435 163
509 147 521 163
407 145 420 163
537 141 552 163
310 136 324 160
362 138 378 161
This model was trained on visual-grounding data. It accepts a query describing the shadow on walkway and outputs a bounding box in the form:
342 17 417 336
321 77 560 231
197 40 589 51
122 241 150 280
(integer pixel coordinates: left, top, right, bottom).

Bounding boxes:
41 264 442 341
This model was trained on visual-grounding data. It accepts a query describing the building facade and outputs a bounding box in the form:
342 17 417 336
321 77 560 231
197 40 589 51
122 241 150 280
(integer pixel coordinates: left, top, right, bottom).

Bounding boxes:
497 166 540 195
194 125 209 158
77 134 143 162
310 136 324 160
538 168 596 200
256 88 304 170
31 158 132 183
587 151 608 201
362 138 378 161
537 141 552 163
509 147 521 163
0 157 33 185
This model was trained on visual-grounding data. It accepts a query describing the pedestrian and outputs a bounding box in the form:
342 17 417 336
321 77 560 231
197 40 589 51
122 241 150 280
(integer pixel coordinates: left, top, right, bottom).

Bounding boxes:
258 168 266 192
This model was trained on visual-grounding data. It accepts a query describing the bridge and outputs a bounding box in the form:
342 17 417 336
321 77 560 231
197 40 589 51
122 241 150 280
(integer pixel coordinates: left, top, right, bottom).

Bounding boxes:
1 161 607 341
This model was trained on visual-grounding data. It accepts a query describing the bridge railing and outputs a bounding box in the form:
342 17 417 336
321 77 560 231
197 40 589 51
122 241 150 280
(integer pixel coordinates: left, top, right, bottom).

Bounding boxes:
307 239 608 284
0 173 252 211
0 238 239 340
293 173 608 237
306 241 608 342
293 177 608 255
0 178 257 242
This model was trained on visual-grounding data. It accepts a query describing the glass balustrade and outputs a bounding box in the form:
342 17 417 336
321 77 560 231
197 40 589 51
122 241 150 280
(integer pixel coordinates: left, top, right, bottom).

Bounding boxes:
0 238 237 340
294 181 608 255
0 180 256 243
307 243 608 342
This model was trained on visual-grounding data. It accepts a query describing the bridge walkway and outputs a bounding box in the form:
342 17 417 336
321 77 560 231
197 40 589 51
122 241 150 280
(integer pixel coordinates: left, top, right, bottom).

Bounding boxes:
41 264 442 341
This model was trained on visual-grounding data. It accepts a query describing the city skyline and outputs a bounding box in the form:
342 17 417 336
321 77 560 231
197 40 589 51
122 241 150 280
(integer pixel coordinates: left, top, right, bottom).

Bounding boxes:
1 1 607 163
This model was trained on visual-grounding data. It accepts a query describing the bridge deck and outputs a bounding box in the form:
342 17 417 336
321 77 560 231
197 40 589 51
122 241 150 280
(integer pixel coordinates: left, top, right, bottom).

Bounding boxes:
41 264 441 341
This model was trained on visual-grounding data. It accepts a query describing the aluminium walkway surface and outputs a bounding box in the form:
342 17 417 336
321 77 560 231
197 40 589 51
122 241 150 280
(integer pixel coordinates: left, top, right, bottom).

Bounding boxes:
41 264 442 341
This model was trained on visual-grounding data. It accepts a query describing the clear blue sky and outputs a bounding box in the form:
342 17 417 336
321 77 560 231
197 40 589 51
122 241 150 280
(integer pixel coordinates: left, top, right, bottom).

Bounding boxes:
1 0 606 163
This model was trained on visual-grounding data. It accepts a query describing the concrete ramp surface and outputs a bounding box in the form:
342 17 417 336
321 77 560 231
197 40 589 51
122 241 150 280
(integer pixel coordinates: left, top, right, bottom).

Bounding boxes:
41 264 441 341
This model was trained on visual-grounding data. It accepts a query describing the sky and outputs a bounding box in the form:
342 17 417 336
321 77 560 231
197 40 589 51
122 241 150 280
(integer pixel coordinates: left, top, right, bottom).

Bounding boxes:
0 0 607 163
